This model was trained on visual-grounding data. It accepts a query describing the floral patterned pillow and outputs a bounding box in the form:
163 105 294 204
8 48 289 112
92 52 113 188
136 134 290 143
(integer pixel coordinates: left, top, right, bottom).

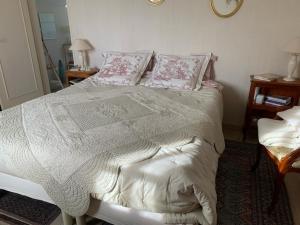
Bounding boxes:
95 51 153 86
144 54 204 90
191 53 214 89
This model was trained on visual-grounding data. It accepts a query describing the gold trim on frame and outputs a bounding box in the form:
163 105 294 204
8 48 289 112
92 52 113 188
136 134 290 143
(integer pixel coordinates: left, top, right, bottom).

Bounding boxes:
148 0 165 6
211 0 244 18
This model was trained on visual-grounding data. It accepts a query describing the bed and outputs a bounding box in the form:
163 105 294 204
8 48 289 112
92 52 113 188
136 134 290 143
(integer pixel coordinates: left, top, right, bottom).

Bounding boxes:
0 53 225 225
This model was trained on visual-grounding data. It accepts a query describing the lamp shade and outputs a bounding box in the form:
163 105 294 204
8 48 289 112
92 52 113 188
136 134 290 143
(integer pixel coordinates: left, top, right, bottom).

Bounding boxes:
69 39 92 51
283 37 300 54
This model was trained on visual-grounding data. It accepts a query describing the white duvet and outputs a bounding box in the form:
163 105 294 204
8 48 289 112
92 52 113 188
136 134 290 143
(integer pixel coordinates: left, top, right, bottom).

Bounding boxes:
0 77 224 225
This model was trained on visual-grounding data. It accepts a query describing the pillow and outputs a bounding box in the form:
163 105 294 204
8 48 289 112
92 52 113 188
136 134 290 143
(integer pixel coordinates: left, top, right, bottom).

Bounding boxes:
95 51 153 85
139 71 153 86
190 53 214 89
144 54 205 90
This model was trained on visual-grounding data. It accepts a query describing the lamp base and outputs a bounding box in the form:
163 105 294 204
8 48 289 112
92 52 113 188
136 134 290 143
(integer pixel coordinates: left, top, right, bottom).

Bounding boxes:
283 76 296 82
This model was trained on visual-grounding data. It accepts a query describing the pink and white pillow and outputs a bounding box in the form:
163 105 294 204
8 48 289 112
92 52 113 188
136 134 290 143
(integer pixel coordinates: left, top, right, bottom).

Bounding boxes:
190 53 214 89
144 54 206 90
95 51 153 86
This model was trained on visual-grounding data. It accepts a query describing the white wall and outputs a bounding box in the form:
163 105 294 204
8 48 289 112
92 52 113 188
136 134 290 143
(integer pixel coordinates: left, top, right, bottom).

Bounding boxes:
67 0 300 126
35 0 70 67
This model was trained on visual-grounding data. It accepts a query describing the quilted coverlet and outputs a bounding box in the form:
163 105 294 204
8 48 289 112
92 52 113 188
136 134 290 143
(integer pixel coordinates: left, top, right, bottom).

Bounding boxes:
0 77 224 225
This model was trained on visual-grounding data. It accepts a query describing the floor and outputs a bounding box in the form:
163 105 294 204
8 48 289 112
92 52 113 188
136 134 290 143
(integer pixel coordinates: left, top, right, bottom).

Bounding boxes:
223 125 300 225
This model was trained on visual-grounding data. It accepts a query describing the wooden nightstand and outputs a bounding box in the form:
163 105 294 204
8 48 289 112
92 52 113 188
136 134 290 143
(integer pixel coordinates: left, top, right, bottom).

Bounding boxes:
243 75 300 140
65 68 98 85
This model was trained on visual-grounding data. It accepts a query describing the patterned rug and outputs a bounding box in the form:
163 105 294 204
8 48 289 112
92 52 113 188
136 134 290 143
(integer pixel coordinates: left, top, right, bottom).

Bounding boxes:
0 141 294 225
0 191 60 225
217 140 294 225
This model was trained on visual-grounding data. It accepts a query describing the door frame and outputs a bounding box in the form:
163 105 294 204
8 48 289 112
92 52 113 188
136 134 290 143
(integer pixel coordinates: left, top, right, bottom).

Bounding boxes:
27 0 51 94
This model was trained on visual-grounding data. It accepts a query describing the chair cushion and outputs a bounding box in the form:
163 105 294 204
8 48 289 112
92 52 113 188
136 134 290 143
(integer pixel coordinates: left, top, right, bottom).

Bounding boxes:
258 118 300 169
266 146 300 168
258 118 300 150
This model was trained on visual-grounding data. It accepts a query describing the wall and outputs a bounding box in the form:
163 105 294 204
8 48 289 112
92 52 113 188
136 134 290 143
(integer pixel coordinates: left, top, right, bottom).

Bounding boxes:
67 0 300 126
35 0 70 67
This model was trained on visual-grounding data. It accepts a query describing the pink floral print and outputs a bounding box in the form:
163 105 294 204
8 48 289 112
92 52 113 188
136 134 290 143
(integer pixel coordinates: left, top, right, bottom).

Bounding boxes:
96 52 153 86
99 54 144 77
145 55 203 90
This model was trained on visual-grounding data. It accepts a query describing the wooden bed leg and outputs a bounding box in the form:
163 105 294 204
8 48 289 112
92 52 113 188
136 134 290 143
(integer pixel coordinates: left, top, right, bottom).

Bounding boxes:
62 212 73 225
75 216 86 225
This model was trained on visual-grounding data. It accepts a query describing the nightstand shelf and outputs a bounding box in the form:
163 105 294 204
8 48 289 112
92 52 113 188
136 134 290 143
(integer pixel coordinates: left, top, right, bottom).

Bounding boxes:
251 103 291 112
243 75 300 141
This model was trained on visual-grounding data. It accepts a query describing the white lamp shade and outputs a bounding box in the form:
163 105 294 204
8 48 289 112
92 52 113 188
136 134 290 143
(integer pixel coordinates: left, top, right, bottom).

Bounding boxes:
284 37 300 54
69 39 92 51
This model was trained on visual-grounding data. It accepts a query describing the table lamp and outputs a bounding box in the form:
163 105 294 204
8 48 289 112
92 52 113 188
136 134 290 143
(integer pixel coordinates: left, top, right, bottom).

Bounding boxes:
70 39 93 71
283 37 300 81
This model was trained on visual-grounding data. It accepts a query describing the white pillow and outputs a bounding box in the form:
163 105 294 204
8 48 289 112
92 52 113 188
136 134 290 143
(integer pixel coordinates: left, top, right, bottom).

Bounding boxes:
95 51 153 86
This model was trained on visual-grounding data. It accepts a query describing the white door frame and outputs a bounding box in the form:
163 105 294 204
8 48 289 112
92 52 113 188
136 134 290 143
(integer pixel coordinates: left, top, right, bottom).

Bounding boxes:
27 0 50 94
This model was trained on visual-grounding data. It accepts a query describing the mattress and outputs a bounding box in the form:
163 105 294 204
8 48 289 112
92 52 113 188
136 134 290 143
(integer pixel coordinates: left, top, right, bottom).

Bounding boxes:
0 79 224 225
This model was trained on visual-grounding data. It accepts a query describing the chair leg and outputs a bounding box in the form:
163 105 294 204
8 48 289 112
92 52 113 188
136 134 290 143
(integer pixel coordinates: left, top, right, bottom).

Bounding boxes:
251 144 262 172
268 172 285 214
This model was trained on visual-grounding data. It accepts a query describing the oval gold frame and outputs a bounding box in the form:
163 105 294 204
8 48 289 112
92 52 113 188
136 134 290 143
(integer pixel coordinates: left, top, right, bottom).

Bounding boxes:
148 0 165 6
211 0 244 18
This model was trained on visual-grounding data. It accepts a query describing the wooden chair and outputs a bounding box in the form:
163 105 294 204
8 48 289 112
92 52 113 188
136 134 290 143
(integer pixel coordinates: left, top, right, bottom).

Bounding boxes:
252 117 300 214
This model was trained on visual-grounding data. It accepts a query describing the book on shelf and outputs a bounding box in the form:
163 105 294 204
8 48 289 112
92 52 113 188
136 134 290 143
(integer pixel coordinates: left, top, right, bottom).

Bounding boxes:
252 74 282 82
264 100 289 107
265 96 292 105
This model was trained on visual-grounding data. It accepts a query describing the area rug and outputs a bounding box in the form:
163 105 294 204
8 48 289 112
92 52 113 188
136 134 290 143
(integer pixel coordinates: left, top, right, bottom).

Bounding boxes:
0 191 60 225
0 140 294 225
217 140 294 225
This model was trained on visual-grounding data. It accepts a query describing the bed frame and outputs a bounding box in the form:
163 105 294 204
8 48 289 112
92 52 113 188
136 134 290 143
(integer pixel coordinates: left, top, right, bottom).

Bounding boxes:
0 172 175 225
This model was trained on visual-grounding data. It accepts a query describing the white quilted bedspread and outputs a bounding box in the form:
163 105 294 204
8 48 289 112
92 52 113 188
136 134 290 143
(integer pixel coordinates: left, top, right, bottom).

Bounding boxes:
0 77 224 225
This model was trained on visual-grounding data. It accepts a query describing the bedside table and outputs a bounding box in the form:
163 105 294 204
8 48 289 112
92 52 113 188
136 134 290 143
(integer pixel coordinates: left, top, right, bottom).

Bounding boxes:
65 69 98 85
243 75 300 140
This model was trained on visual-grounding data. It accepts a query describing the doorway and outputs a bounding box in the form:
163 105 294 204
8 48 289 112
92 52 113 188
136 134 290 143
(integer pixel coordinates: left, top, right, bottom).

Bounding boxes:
34 0 73 92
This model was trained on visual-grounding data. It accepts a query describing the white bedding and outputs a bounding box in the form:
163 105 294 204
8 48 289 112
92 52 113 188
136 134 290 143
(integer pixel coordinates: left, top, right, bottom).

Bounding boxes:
0 77 224 225
0 172 201 225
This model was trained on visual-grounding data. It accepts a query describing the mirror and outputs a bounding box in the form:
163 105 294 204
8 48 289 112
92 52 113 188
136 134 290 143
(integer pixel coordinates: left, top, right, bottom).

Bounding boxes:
148 0 165 6
211 0 244 18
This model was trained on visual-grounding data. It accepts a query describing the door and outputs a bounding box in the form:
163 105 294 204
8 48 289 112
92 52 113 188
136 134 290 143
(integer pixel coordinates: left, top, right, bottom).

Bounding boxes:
0 0 44 109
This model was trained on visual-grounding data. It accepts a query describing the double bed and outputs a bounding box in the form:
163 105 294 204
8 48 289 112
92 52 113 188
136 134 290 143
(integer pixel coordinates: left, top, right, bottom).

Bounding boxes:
0 52 225 225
